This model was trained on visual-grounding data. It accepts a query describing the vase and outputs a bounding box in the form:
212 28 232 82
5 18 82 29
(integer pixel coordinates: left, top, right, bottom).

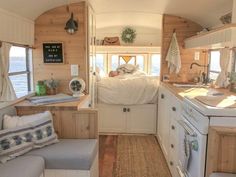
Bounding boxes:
47 88 58 95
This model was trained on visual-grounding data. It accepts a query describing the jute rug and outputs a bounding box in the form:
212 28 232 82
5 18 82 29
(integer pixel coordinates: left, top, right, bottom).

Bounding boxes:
113 135 171 177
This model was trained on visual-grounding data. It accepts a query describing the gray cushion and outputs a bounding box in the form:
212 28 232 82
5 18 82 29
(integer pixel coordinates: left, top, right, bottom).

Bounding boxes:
0 106 17 130
26 139 98 170
0 156 44 177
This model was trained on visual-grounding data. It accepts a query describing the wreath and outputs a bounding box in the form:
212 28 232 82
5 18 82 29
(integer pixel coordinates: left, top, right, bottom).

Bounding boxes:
121 27 136 43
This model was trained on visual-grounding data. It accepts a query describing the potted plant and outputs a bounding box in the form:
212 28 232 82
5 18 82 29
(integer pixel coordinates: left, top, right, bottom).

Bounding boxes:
45 78 60 95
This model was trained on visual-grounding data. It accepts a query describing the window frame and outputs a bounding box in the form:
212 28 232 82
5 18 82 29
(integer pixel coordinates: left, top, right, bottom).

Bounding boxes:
208 50 221 80
149 53 161 76
8 46 33 96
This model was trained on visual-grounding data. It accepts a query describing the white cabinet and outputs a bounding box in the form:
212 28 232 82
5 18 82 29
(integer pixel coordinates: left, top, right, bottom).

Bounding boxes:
157 84 182 177
184 25 236 49
127 105 157 134
157 85 171 158
98 104 126 133
98 103 157 134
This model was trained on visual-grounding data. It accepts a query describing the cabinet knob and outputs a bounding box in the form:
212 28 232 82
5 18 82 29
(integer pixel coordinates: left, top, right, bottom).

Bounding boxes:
171 125 175 130
161 94 165 99
170 161 174 166
127 108 130 112
123 108 127 112
171 144 174 148
172 107 176 111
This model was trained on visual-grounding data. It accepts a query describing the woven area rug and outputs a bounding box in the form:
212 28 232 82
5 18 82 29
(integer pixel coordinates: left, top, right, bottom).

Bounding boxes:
113 135 171 177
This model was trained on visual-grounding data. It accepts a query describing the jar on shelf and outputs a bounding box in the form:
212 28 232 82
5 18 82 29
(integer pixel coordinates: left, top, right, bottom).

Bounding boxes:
36 80 46 96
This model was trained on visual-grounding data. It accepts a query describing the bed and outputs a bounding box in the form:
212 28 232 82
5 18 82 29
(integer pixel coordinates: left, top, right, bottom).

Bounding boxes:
96 71 159 105
95 64 159 134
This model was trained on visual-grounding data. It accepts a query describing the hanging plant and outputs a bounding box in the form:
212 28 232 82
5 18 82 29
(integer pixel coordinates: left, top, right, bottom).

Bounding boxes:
121 27 136 43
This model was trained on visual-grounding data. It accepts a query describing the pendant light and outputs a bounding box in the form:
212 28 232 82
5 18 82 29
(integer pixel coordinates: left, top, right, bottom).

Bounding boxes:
65 12 78 35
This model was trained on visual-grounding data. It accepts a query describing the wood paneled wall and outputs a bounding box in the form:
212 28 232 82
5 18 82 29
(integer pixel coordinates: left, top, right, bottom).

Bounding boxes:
161 14 208 82
33 2 88 94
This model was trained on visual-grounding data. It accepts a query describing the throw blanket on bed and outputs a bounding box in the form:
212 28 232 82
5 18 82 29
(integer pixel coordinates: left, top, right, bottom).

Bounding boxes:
97 75 159 105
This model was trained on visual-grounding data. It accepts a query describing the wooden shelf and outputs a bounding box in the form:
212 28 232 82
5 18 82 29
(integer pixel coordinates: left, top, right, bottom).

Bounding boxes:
96 45 161 53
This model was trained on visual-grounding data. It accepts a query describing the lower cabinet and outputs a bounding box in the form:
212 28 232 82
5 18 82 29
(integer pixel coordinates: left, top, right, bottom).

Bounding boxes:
157 84 182 177
98 103 157 134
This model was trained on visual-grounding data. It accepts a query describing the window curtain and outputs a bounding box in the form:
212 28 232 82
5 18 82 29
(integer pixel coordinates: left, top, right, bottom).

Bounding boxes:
215 48 232 88
0 42 16 101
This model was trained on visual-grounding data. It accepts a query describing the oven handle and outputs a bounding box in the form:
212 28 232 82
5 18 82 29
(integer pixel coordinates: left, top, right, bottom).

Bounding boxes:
178 120 197 137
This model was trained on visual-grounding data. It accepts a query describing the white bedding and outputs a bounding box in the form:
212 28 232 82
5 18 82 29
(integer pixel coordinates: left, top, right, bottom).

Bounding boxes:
97 73 159 105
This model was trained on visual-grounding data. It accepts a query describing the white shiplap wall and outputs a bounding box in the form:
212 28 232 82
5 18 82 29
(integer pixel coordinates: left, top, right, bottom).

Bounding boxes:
0 8 34 45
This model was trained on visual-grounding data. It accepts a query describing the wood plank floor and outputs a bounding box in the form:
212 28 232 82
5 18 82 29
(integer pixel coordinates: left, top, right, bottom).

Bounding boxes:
99 135 171 177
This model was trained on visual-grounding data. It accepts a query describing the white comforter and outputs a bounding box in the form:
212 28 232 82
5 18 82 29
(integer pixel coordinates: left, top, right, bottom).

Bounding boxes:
97 74 159 105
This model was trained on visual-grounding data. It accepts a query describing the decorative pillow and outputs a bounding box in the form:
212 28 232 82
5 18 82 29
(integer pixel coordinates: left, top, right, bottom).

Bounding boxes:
29 113 58 148
3 111 58 148
3 111 52 129
0 124 34 163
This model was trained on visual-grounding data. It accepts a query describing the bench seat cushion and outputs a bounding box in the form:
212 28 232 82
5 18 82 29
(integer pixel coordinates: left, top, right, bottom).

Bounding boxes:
26 139 98 170
0 156 44 177
210 173 236 177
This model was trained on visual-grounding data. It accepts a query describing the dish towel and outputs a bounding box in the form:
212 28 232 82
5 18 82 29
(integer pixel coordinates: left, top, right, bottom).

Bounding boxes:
215 48 232 88
165 32 181 74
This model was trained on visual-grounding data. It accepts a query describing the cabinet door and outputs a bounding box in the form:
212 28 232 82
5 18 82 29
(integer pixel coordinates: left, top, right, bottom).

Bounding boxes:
60 111 76 138
98 104 126 133
126 104 156 134
157 85 170 158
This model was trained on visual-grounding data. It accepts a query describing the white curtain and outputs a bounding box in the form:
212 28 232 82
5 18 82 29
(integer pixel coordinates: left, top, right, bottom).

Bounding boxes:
215 48 232 88
0 42 16 101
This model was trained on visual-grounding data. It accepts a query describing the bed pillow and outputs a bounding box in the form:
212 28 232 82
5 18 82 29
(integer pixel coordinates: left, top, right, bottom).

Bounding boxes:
117 64 139 74
3 111 52 129
0 124 34 163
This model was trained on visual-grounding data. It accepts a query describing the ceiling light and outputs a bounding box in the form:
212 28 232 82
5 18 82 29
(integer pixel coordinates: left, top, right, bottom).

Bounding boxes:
65 13 78 35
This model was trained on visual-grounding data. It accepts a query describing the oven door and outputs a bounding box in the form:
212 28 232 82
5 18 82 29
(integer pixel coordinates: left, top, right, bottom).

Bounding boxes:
177 117 207 177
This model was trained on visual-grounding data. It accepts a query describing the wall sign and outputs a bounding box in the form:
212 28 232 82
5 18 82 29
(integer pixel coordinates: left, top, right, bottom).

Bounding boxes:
43 43 64 63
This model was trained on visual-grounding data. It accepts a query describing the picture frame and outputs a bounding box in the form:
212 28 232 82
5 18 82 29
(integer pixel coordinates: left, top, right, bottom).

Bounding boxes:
43 42 64 64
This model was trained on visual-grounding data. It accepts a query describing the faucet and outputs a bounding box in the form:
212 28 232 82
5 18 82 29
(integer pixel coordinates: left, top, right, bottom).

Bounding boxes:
190 62 209 84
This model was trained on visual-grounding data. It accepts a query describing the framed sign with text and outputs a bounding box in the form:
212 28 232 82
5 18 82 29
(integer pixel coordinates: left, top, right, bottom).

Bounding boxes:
43 43 64 64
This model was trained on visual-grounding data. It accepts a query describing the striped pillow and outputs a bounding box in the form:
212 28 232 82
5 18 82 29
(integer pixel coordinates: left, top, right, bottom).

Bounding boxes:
30 113 58 148
0 125 34 163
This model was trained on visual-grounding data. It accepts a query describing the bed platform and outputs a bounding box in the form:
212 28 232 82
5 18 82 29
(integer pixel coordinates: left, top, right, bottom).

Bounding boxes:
98 103 157 134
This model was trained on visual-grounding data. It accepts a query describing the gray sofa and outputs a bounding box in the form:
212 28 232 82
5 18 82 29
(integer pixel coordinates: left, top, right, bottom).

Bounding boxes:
0 106 98 177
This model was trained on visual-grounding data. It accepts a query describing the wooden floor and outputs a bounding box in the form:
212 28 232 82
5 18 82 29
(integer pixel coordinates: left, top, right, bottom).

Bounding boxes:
99 135 171 177
99 135 118 177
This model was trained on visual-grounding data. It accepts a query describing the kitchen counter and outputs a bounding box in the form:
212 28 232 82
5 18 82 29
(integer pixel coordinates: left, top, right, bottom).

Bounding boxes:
14 95 91 111
161 82 236 109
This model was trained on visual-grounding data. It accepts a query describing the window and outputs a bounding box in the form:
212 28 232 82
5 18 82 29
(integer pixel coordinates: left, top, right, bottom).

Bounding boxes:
209 51 221 80
150 54 161 76
9 46 32 98
110 54 145 71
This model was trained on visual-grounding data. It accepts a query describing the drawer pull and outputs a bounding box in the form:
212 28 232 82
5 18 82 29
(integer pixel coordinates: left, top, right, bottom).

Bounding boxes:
127 108 130 112
172 107 176 111
171 125 175 130
161 94 165 99
170 161 174 166
171 144 174 148
123 108 127 112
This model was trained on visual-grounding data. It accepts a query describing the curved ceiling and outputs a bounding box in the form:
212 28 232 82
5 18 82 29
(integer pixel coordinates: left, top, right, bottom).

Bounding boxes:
0 0 233 27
